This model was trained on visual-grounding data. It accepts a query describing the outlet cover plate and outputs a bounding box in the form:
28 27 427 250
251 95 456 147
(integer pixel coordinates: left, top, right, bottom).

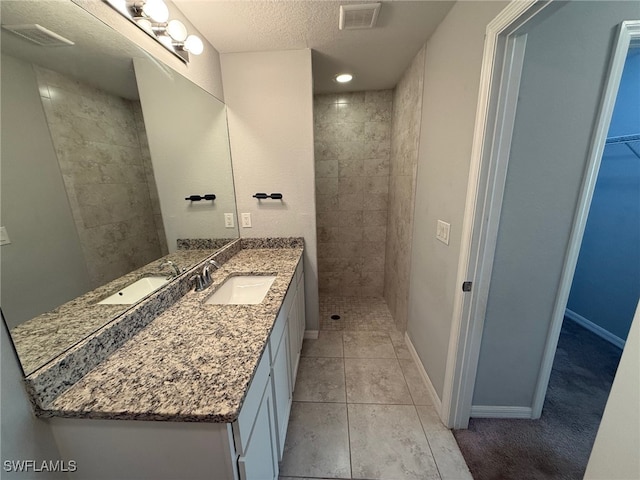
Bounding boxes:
224 213 235 228
241 213 252 228
436 220 450 245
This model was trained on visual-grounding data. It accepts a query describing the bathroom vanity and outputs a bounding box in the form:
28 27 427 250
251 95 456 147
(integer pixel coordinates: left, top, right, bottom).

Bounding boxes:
25 239 306 480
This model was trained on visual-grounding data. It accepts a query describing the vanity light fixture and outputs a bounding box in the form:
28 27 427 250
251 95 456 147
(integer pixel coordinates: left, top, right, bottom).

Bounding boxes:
335 73 354 83
103 0 204 63
134 0 169 23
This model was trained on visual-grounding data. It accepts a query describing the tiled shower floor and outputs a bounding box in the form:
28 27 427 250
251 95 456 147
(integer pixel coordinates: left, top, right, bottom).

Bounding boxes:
319 296 397 331
278 296 472 480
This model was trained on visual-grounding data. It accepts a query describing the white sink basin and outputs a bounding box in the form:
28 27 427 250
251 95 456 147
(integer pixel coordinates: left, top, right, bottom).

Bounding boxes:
205 275 277 305
98 276 170 305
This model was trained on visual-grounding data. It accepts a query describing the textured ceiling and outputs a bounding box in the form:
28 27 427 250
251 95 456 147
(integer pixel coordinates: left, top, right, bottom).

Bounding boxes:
173 0 455 93
1 1 147 99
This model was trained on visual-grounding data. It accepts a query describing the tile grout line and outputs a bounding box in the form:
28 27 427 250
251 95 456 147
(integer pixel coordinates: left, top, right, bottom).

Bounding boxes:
342 331 355 480
394 330 444 480
416 404 444 480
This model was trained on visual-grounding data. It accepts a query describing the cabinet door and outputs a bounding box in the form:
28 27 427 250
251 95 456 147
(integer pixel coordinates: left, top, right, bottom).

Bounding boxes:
296 276 306 347
271 323 292 461
288 289 300 388
237 381 278 480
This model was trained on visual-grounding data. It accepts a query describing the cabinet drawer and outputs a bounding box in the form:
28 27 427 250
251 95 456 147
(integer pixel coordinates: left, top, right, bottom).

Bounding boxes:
233 348 270 456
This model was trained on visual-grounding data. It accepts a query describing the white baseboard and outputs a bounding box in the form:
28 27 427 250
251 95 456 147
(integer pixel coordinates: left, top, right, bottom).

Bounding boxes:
565 309 625 349
404 332 443 414
304 330 319 339
470 405 533 419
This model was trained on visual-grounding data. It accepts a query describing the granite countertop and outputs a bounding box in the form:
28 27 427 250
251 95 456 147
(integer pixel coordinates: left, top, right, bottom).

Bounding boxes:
40 247 303 423
11 249 218 375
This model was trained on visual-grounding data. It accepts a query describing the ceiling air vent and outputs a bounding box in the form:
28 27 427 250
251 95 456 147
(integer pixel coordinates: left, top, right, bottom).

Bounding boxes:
339 3 381 30
1 24 75 46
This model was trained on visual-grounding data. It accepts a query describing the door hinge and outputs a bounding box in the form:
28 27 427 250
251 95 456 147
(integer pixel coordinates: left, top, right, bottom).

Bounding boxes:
462 281 472 292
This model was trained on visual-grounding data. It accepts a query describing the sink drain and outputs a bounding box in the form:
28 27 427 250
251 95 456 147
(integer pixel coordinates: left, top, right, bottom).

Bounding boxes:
330 314 341 320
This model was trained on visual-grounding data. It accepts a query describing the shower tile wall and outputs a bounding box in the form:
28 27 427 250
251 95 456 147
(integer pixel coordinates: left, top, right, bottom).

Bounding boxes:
385 45 426 330
314 91 392 296
35 66 165 288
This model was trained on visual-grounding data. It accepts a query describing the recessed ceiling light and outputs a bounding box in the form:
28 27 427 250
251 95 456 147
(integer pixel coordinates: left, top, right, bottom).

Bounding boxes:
335 73 353 83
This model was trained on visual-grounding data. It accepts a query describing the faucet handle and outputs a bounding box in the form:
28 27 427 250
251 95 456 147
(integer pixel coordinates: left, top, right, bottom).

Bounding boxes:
202 266 212 286
160 260 182 277
190 274 205 292
202 259 221 286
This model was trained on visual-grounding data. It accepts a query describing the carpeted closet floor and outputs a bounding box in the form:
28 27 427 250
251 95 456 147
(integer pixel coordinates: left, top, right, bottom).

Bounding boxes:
453 318 624 480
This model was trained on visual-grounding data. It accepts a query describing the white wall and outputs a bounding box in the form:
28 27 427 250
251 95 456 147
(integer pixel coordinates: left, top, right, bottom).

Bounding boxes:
221 49 318 331
73 0 224 101
1 323 66 479
406 0 509 400
134 58 238 251
585 300 640 479
0 54 91 330
472 0 640 408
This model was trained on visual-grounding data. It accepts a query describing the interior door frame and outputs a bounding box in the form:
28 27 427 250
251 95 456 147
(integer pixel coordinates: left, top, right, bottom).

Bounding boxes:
442 0 640 428
530 19 640 418
440 0 555 429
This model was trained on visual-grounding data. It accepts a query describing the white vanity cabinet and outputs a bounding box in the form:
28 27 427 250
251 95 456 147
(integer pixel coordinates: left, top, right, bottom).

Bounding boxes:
287 258 305 388
236 257 305 477
233 347 279 480
49 258 306 480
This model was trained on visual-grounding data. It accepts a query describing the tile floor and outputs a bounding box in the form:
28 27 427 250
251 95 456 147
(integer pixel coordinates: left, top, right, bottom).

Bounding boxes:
279 296 472 480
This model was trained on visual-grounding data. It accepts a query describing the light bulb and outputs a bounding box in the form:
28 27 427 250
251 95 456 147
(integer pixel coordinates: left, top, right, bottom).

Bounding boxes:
184 35 204 55
135 17 154 34
335 73 353 83
166 19 188 42
142 0 169 23
157 35 174 50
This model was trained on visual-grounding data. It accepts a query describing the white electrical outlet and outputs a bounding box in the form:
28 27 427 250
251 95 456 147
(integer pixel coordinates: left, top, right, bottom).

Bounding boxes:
241 213 252 228
0 226 11 246
224 213 235 228
436 220 450 245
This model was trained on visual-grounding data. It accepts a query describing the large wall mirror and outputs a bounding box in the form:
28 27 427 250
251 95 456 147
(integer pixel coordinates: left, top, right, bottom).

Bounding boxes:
0 1 239 375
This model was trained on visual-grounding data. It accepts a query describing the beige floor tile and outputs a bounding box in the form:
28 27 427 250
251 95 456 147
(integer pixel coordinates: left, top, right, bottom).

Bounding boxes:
399 358 433 406
345 358 412 404
415 405 448 433
343 331 396 358
348 404 440 479
394 343 412 359
387 330 405 347
425 430 473 480
279 477 348 480
280 402 351 478
293 357 346 403
301 331 344 358
319 295 397 331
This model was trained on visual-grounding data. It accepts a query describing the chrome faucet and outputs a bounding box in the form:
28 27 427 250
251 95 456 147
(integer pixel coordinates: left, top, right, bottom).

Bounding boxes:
159 260 181 278
202 259 221 287
190 274 206 292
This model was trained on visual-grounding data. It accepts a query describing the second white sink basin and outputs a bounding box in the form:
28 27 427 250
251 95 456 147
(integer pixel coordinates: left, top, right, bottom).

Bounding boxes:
205 275 277 305
98 276 170 305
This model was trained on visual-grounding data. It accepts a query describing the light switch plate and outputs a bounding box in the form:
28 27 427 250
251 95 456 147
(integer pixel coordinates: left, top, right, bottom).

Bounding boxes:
241 213 252 228
0 226 11 246
224 213 235 228
436 220 450 245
